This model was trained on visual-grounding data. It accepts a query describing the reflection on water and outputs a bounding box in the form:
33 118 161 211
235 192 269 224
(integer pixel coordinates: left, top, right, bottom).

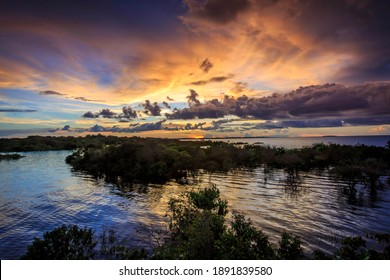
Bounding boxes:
193 168 390 254
1 149 390 259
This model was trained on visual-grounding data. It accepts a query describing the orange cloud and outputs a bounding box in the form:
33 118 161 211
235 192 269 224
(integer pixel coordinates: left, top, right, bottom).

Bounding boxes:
0 0 387 109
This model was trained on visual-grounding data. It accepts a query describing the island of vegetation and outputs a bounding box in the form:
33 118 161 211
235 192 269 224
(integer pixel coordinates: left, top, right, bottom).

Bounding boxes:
0 154 25 161
1 135 389 259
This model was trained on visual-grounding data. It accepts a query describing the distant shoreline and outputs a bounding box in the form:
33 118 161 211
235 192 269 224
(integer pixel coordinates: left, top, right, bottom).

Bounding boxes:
178 135 390 140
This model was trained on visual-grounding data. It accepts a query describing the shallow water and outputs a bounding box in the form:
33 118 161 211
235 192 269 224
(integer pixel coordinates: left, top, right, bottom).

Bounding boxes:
195 135 390 148
1 137 390 259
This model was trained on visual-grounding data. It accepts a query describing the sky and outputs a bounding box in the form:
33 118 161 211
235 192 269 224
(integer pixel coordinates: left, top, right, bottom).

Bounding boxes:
1 0 390 138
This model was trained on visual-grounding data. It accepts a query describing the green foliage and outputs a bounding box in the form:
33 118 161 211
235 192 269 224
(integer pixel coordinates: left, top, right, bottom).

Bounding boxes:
98 228 148 260
188 187 228 214
0 135 134 152
154 186 303 260
217 213 276 259
2 135 389 190
154 185 227 259
63 137 390 190
277 232 304 259
21 225 148 260
21 225 96 260
314 234 390 260
336 236 367 259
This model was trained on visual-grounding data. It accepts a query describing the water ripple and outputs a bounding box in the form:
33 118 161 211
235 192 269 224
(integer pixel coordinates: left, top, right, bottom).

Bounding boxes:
1 150 390 259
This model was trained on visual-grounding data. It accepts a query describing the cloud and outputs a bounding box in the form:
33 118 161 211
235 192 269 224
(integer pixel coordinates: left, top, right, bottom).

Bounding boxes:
230 81 249 94
189 74 234 86
189 81 208 86
162 101 171 109
186 89 201 107
0 108 37 112
142 100 162 116
39 90 65 96
181 0 390 89
74 97 102 102
82 108 117 118
167 82 390 124
121 106 138 118
85 121 166 133
163 121 207 131
202 119 235 131
199 58 213 73
62 125 70 131
369 125 390 134
82 111 97 118
89 124 107 133
82 106 138 120
183 0 251 24
48 125 71 133
98 108 117 118
1 0 390 139
128 120 165 132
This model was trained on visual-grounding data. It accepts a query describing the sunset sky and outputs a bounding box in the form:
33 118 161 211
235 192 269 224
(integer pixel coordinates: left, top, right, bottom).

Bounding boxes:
1 0 390 138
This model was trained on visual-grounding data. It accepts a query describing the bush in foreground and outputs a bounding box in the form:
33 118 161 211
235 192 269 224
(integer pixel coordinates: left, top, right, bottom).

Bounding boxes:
152 185 303 259
21 225 96 260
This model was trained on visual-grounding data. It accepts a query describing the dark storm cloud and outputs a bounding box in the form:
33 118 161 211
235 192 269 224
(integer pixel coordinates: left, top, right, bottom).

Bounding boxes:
82 109 116 118
314 1 390 82
167 82 390 124
0 108 37 112
98 108 117 118
167 97 226 119
249 0 390 83
0 0 184 37
182 0 390 83
142 100 162 116
82 111 97 118
183 0 251 24
122 106 138 119
82 106 138 119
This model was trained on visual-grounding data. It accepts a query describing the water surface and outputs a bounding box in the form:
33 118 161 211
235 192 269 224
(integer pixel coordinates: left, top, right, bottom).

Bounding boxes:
1 136 389 259
200 135 390 148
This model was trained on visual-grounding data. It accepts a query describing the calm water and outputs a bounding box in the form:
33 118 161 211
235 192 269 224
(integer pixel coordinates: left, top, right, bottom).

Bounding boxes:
201 135 390 148
1 136 390 259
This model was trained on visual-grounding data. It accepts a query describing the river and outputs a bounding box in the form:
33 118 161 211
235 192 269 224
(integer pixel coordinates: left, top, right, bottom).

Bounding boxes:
0 136 389 259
